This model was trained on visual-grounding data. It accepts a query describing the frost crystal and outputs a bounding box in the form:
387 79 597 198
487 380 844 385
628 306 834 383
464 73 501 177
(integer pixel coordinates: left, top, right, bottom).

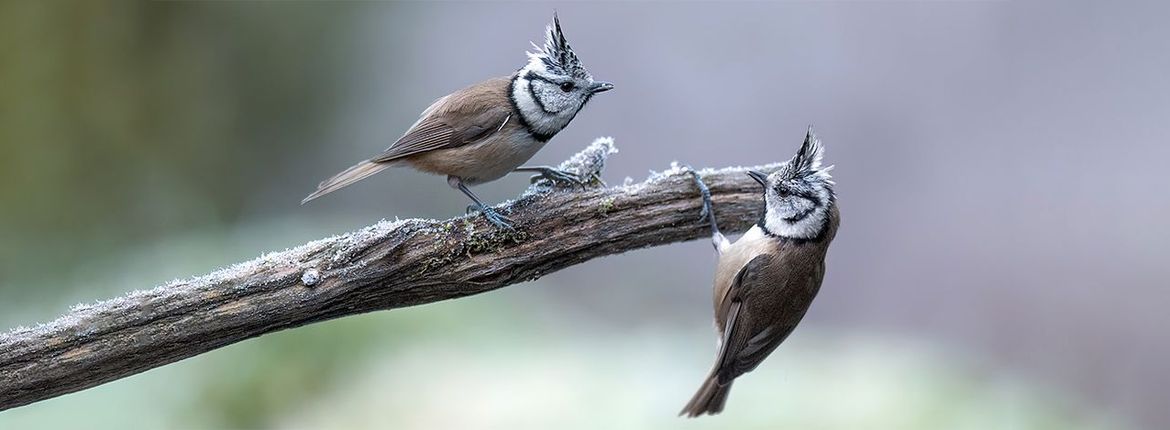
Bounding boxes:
555 136 617 180
301 269 321 287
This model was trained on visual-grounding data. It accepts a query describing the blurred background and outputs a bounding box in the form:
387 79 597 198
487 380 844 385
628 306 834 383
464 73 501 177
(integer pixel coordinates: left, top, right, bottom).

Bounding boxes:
1 1 1167 429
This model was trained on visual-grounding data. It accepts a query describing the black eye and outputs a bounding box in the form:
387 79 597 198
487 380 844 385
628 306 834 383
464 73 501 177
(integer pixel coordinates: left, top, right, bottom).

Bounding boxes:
777 187 791 198
559 82 574 92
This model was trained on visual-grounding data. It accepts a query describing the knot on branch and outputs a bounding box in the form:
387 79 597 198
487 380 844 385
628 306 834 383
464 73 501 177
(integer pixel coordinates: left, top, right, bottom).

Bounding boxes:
554 136 616 187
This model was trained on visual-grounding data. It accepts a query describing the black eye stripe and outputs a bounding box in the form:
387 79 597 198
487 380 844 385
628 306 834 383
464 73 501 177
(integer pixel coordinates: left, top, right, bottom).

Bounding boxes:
773 185 822 207
525 72 572 88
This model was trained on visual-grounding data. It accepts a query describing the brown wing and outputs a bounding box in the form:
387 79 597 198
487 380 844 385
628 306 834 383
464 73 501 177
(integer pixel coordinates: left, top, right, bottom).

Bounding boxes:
301 77 512 204
371 80 512 163
712 254 822 384
711 254 772 384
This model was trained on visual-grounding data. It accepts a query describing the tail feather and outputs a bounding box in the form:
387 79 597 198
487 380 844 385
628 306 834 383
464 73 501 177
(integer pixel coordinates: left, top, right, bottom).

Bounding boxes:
302 160 391 204
679 375 733 418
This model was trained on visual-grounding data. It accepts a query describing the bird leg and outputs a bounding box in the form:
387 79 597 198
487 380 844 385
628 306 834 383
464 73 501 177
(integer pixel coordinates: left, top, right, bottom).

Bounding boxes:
514 166 585 190
686 168 729 253
448 176 513 230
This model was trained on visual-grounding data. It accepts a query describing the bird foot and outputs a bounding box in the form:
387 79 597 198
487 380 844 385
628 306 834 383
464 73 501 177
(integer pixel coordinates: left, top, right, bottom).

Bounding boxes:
685 166 714 224
526 167 586 190
467 204 514 230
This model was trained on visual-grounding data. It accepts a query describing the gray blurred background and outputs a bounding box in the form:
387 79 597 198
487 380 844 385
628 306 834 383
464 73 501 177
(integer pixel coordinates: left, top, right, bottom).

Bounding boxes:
1 1 1167 429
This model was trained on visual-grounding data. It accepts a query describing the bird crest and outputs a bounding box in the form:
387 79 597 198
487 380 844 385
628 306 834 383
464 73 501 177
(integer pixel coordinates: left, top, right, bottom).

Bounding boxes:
527 13 592 80
776 127 833 182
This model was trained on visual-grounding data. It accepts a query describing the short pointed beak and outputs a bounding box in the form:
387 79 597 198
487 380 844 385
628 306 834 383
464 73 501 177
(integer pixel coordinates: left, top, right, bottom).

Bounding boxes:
589 81 614 93
746 170 768 186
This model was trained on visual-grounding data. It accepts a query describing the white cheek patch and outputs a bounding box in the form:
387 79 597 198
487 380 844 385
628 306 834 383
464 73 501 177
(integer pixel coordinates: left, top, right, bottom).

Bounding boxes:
763 190 830 240
764 209 825 239
512 77 540 116
512 61 577 136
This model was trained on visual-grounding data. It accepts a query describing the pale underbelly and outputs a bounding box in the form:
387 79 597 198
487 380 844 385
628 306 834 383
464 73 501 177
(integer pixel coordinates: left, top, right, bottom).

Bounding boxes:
407 131 548 185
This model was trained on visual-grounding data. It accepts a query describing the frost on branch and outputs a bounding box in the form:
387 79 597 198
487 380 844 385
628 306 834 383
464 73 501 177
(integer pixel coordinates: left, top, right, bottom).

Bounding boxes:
0 136 776 412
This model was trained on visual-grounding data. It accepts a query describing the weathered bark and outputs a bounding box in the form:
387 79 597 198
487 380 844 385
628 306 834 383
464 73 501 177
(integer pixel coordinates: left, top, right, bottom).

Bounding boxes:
0 138 774 411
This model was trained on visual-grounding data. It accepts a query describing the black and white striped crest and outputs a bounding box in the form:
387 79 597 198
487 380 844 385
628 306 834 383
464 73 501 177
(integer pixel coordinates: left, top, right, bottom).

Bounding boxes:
775 127 832 182
530 13 592 81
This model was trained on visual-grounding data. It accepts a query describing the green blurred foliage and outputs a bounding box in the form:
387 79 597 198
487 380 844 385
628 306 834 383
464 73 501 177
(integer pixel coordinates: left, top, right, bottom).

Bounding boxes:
0 1 355 293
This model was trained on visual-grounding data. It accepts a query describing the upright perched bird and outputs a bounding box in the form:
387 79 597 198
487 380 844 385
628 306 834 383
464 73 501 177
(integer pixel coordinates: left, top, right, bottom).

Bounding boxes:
681 130 840 417
302 14 613 229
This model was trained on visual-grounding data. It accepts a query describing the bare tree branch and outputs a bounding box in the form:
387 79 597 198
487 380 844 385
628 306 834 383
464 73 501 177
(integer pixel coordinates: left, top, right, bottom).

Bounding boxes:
0 138 775 411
